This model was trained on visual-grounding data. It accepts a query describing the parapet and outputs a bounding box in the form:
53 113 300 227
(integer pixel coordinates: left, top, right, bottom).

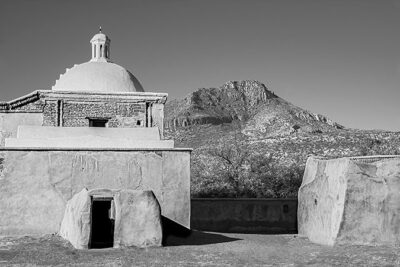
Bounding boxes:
5 126 174 149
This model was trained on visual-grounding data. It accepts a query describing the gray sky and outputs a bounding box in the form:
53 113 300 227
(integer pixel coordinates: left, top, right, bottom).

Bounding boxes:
1 0 400 130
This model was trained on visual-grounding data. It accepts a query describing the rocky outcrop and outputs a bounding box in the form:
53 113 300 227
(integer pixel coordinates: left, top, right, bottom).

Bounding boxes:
165 80 277 130
164 80 343 135
298 156 400 246
292 110 343 129
59 188 162 249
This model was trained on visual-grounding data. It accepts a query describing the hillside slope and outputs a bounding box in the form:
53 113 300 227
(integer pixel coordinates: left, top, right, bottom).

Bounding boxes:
165 80 343 139
164 80 400 197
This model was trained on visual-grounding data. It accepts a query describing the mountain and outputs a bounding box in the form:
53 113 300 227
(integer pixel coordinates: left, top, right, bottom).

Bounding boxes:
164 80 400 198
165 80 343 139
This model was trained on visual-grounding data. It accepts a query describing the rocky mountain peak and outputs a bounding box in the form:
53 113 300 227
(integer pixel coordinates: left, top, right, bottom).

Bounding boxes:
164 80 342 136
219 80 277 106
185 80 276 110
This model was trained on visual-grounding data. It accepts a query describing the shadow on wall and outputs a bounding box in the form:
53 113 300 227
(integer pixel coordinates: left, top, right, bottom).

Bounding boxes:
162 216 241 246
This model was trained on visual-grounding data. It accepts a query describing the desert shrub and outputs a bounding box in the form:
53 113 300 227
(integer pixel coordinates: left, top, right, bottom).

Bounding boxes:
191 143 305 198
269 164 304 198
358 138 400 156
191 153 237 198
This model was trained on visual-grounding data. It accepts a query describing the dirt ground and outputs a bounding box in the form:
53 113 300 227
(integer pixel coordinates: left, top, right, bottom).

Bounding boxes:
0 231 399 266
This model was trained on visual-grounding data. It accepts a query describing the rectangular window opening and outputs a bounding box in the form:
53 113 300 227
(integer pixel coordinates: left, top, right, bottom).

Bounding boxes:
88 118 109 127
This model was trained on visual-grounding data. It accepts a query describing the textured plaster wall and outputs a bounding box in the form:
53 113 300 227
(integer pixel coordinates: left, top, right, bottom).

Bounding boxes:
16 126 161 140
151 103 164 137
298 157 348 245
298 156 400 245
0 149 190 236
59 188 162 249
6 126 174 148
162 151 191 227
0 113 43 146
337 158 400 245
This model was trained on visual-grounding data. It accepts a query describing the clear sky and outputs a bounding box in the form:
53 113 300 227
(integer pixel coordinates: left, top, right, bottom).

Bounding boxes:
1 0 400 130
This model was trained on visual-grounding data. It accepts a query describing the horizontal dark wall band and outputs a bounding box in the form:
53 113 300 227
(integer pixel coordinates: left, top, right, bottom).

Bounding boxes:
191 198 298 234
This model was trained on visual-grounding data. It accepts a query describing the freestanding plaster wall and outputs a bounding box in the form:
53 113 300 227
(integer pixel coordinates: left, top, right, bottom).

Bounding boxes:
298 156 400 246
0 148 190 236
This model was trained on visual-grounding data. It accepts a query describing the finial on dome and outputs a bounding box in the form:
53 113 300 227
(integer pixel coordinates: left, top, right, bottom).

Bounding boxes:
90 29 110 62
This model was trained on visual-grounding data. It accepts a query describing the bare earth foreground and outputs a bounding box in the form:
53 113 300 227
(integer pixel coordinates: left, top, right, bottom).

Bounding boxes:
0 231 399 266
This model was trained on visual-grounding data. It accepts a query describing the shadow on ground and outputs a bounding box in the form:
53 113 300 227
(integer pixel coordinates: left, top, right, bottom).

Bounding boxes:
162 216 241 246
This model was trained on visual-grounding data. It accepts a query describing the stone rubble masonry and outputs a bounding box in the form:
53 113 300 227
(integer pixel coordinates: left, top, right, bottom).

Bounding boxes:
0 90 168 145
60 101 146 127
298 155 400 246
43 100 58 126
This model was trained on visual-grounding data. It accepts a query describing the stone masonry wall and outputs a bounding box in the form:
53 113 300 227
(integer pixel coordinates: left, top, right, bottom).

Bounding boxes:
11 101 45 112
61 101 146 127
43 100 58 126
9 99 147 128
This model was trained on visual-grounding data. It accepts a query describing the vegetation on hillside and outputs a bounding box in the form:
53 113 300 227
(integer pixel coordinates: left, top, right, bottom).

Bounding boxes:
191 136 304 198
165 80 400 198
190 130 400 198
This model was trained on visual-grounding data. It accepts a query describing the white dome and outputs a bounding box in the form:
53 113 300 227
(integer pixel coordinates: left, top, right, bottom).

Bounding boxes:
52 61 144 92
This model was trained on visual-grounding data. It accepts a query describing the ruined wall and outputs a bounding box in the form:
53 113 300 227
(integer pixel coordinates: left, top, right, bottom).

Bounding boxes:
298 156 400 246
0 149 190 236
298 157 348 245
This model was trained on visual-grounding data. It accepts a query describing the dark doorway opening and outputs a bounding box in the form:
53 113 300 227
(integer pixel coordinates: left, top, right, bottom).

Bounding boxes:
89 197 115 249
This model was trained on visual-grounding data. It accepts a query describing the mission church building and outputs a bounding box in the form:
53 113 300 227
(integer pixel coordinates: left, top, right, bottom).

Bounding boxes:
0 30 191 249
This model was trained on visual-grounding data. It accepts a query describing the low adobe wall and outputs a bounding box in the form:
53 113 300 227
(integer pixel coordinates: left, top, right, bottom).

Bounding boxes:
298 156 400 246
191 198 297 233
0 148 190 236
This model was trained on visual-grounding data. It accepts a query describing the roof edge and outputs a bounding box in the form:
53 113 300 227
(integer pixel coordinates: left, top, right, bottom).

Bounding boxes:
0 90 169 111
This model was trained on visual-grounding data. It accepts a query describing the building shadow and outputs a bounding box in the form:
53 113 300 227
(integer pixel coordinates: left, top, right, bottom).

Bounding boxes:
162 216 241 246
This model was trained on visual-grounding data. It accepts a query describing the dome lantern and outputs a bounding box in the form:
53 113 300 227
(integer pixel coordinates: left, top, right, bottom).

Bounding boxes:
52 30 145 92
90 27 110 62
